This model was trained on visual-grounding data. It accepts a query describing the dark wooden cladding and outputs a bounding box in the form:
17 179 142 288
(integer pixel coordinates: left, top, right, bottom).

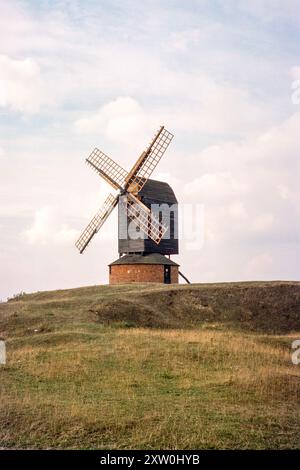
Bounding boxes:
118 179 179 255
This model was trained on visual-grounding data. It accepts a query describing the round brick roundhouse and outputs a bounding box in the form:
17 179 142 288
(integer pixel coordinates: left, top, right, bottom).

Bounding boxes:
109 253 179 284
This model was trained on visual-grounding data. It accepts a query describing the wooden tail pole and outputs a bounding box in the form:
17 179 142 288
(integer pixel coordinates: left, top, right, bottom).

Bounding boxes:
179 271 191 284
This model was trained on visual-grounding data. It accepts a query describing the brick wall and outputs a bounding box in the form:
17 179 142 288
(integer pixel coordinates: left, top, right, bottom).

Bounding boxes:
170 266 179 283
109 264 178 284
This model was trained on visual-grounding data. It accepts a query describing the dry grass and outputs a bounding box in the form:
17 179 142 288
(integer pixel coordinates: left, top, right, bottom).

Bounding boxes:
1 327 300 449
0 282 300 449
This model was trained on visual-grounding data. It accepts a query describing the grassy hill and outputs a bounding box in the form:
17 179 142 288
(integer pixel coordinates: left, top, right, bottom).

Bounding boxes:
0 281 300 449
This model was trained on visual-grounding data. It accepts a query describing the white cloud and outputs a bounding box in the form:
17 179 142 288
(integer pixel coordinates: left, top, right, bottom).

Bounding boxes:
231 0 300 24
0 0 299 299
23 206 79 245
53 225 79 244
291 66 300 80
180 111 300 249
277 184 299 202
194 82 270 135
75 96 151 145
0 55 48 113
184 171 248 203
168 29 202 52
251 213 274 233
75 80 269 146
228 202 247 220
23 206 53 244
0 2 280 135
244 253 274 278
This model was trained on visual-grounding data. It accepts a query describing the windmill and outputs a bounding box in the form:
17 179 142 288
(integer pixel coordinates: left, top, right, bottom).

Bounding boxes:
76 126 182 284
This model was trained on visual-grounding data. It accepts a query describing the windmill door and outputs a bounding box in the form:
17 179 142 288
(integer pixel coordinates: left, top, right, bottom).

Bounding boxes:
164 266 171 284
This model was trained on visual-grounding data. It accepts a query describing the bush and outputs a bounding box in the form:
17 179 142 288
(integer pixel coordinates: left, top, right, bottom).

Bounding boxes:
7 291 27 302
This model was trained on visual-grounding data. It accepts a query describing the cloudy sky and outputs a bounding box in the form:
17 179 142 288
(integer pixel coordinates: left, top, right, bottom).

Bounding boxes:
0 0 299 300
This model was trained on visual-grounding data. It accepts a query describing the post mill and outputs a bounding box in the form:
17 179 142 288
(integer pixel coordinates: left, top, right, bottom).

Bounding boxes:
76 126 189 284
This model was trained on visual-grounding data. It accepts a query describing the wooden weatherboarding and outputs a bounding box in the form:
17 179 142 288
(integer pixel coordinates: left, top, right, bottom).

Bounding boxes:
76 126 183 284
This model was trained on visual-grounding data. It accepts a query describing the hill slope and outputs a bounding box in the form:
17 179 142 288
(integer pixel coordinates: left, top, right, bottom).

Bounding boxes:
0 282 300 449
1 281 300 334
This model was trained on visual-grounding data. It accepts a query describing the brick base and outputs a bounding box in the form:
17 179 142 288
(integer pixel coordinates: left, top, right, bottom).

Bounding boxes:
109 264 178 284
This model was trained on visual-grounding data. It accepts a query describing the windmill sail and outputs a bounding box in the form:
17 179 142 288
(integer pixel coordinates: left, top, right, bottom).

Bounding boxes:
86 148 128 190
75 193 118 253
122 193 168 244
125 126 173 194
76 124 174 254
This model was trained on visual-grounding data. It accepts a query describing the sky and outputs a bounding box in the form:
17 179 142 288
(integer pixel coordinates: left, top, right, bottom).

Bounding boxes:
0 0 300 300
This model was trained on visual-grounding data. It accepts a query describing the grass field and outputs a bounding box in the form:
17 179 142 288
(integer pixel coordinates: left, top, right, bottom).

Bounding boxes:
0 282 300 449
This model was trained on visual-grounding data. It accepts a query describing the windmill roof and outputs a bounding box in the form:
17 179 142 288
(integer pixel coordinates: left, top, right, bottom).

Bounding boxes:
109 253 179 266
139 179 178 204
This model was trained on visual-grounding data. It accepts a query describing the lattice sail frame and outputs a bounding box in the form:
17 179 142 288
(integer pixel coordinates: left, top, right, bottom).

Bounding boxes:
122 193 168 244
75 194 118 253
86 148 128 190
125 127 174 194
76 126 173 253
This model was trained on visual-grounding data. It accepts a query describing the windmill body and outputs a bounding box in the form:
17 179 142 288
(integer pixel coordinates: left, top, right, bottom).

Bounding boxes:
118 179 178 256
76 126 180 284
